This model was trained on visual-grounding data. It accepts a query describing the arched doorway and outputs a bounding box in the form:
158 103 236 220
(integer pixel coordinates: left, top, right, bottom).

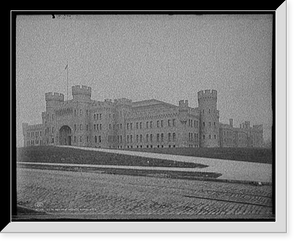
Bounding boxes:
59 125 72 145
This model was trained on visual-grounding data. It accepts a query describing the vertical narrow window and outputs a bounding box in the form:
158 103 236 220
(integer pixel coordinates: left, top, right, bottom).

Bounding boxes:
140 134 142 142
173 133 176 141
168 119 171 127
150 121 153 128
136 122 139 129
161 133 164 142
130 123 133 130
150 134 153 142
173 119 176 127
140 122 142 129
161 120 163 128
168 133 171 142
146 122 149 128
157 120 159 128
157 133 159 142
146 134 149 142
95 136 97 143
136 135 139 142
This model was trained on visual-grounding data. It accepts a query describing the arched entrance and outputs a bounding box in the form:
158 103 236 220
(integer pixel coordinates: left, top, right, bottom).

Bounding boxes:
59 125 72 145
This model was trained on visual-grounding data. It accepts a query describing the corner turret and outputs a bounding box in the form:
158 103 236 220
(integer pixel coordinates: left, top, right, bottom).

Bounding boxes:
198 89 219 147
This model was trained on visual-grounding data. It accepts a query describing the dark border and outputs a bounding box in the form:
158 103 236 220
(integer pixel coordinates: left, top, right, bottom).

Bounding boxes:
5 8 280 231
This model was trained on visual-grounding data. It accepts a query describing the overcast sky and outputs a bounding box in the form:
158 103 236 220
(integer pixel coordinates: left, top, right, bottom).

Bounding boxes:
16 14 273 147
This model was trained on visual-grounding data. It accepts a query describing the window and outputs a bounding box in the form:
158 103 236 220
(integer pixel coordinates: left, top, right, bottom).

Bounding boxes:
214 135 217 139
75 124 77 131
203 122 205 127
127 123 129 130
150 134 153 142
161 120 163 128
173 133 176 141
146 134 149 142
168 133 171 142
173 119 176 127
168 119 171 127
209 122 211 127
109 124 112 130
120 123 122 129
130 135 133 143
127 135 129 143
150 121 153 128
157 120 159 128
136 135 139 142
80 124 82 130
100 124 102 130
146 122 149 128
214 122 216 126
140 134 142 142
74 136 77 143
191 120 193 127
130 123 133 130
140 122 142 129
209 109 211 114
161 133 164 142
95 136 97 143
209 134 211 139
87 136 89 142
136 122 139 129
203 134 205 139
157 133 159 142
194 133 197 141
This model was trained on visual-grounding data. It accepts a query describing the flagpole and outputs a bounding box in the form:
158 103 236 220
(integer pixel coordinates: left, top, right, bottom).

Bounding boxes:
66 62 68 100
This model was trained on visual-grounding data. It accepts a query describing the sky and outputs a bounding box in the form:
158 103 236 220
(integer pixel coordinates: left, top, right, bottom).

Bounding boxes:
15 14 273 147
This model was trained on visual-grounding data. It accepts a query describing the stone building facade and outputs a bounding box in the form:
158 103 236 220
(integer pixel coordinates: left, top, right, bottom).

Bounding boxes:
22 85 264 149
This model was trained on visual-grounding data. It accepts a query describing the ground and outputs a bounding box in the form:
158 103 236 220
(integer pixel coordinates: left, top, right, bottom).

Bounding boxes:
15 165 274 220
15 146 274 221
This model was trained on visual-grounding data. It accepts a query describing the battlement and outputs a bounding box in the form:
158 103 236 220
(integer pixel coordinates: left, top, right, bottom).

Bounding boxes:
72 85 92 97
179 100 189 108
45 92 64 102
198 89 217 99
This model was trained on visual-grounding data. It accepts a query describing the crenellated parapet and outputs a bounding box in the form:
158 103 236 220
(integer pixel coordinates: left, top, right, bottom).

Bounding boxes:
45 92 64 102
72 85 91 101
198 89 217 100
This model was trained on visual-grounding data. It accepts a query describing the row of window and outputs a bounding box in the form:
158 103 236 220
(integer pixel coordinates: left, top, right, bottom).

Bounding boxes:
202 121 217 127
188 133 199 142
202 134 217 140
125 133 177 144
27 131 42 138
126 119 176 131
188 119 199 128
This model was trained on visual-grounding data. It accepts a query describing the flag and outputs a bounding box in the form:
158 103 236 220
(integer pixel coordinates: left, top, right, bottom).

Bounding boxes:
65 64 68 70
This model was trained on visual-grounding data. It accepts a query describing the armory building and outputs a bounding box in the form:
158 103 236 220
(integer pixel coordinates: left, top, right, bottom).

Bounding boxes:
22 85 263 149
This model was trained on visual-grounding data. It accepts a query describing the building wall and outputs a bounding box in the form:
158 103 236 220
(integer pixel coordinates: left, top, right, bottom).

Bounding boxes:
22 85 264 149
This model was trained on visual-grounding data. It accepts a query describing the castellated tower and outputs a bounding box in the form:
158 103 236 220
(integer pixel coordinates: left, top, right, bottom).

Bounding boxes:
198 90 220 147
45 92 64 109
72 85 92 101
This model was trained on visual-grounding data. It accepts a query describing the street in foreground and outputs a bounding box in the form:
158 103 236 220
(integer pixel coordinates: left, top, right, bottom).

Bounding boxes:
15 165 274 220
